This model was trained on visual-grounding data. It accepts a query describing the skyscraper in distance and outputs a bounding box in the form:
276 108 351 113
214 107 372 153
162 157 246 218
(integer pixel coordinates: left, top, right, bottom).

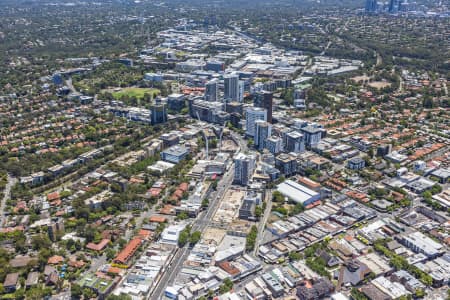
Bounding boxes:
245 107 267 137
254 90 273 123
224 73 243 102
205 79 218 102
365 0 378 12
255 120 272 151
234 152 256 186
388 0 401 12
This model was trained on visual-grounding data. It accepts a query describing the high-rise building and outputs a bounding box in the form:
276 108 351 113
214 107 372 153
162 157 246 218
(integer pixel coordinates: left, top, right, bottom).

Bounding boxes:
234 153 256 186
205 79 219 102
388 0 401 12
238 81 245 103
150 99 168 125
265 136 283 155
167 93 186 112
275 153 298 176
224 74 243 102
189 99 224 124
300 126 323 149
365 0 378 12
284 131 305 153
245 107 267 137
254 91 273 123
225 101 243 115
255 120 272 151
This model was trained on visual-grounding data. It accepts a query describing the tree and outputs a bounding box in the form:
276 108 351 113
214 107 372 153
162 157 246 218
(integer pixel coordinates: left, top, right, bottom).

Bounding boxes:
288 251 302 261
107 294 132 300
176 211 189 221
82 287 96 299
189 231 201 246
255 205 262 218
38 248 52 269
430 184 442 195
70 283 83 299
247 138 254 148
106 248 116 260
272 191 285 203
201 198 209 208
14 289 25 300
351 288 369 300
26 286 52 300
414 289 425 298
219 278 233 294
422 191 432 201
178 228 190 247
31 234 52 250
211 180 218 191
290 202 304 215
246 225 258 252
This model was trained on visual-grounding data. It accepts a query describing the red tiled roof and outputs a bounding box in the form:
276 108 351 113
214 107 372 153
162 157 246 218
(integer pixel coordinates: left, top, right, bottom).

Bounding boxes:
86 239 110 251
48 255 64 265
218 261 240 276
114 238 142 264
47 192 60 201
149 215 167 223
138 229 153 240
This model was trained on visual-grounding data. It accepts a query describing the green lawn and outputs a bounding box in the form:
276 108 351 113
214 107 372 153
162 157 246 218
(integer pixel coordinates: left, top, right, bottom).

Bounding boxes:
112 87 160 100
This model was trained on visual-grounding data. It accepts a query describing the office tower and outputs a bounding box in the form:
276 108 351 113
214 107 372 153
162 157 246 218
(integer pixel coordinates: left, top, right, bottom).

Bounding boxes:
225 101 243 115
205 79 218 102
189 99 224 123
150 99 167 125
224 74 242 102
265 136 283 155
388 0 401 12
245 107 267 137
275 153 298 176
365 0 378 12
284 131 305 153
229 112 242 128
167 93 186 112
238 80 245 102
254 90 273 123
255 120 272 151
234 153 256 186
300 125 323 149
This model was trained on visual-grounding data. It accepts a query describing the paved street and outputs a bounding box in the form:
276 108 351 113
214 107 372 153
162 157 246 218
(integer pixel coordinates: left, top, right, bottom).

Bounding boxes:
150 158 237 300
0 175 16 229
254 189 272 256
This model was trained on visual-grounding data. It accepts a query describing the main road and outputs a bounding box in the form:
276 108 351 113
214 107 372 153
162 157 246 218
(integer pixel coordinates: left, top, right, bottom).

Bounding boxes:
149 166 235 300
254 189 272 256
0 175 17 229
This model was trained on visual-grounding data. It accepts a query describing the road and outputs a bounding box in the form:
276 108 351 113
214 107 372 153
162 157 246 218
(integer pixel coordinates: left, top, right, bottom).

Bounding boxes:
0 175 17 229
149 166 235 300
65 77 77 93
254 189 272 256
150 133 244 299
